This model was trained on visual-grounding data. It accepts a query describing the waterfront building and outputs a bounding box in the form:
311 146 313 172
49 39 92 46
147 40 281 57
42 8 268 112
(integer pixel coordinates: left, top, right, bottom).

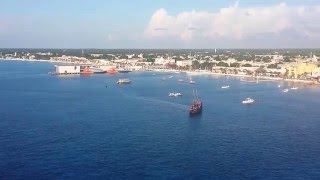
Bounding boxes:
311 67 320 78
90 54 103 58
286 63 318 78
154 57 175 65
55 65 80 74
176 60 192 67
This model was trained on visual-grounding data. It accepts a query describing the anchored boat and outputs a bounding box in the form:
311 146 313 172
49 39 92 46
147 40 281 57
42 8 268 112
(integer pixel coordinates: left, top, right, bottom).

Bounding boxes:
242 98 254 104
189 90 202 116
117 79 131 84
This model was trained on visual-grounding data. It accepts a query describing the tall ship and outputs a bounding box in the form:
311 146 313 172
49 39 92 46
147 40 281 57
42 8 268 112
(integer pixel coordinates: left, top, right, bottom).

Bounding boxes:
189 90 202 116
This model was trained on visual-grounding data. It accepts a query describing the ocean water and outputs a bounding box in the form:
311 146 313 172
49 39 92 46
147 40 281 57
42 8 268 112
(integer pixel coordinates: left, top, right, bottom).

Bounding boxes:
1 61 320 179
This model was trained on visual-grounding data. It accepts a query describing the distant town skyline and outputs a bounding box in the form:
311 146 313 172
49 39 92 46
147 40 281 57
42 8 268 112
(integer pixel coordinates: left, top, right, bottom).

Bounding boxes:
1 0 320 48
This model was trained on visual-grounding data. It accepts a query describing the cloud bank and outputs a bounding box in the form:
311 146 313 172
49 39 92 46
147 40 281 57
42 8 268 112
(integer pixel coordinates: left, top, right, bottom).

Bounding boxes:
145 3 320 43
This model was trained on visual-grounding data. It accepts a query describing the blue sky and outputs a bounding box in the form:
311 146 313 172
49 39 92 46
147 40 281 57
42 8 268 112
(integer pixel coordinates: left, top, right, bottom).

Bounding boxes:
0 0 320 48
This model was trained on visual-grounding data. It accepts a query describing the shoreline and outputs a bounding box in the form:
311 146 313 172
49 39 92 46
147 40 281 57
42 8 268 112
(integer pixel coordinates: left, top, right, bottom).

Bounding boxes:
0 58 90 65
1 58 318 85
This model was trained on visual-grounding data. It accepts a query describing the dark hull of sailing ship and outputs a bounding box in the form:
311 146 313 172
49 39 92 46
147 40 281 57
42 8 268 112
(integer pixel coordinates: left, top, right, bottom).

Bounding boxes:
189 100 202 115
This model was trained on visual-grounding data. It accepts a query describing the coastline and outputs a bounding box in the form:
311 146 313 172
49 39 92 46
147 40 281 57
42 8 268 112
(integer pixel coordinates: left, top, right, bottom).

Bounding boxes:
1 58 318 85
0 58 90 65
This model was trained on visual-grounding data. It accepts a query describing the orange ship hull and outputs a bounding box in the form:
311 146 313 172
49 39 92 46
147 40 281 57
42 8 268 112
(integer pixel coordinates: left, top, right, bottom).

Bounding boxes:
81 68 93 75
107 69 118 75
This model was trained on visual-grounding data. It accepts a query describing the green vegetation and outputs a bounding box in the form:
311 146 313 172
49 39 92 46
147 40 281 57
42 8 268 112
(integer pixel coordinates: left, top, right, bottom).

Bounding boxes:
217 62 229 67
242 63 252 67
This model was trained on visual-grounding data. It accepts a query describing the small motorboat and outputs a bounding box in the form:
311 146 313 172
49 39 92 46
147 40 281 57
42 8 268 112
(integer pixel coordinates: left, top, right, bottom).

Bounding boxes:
168 76 174 79
178 79 184 82
221 85 230 89
189 80 195 84
168 92 183 97
282 89 289 93
290 87 298 90
242 98 255 104
117 79 131 84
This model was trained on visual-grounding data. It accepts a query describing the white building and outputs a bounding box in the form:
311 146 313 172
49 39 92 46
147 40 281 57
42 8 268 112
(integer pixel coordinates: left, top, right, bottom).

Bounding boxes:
36 52 53 56
127 54 135 59
55 65 80 74
91 54 103 58
176 60 192 67
311 67 320 77
224 58 237 66
154 57 175 65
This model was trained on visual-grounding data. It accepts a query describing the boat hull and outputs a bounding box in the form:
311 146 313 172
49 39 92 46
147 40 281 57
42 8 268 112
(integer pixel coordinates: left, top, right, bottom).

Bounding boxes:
189 108 202 115
117 70 131 73
189 101 202 116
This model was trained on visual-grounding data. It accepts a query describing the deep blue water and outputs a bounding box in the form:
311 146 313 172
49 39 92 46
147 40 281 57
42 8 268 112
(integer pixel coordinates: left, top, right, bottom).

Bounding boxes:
1 61 320 179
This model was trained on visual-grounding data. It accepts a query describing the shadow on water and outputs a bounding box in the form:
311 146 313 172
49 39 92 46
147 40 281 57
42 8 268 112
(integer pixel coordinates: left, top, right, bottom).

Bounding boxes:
188 114 203 130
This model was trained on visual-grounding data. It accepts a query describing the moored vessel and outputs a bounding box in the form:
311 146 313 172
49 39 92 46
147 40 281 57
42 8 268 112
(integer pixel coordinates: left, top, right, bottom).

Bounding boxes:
283 89 289 93
168 92 183 97
117 68 132 73
117 79 131 84
89 67 106 74
242 98 254 104
81 68 93 75
107 68 118 75
189 90 202 116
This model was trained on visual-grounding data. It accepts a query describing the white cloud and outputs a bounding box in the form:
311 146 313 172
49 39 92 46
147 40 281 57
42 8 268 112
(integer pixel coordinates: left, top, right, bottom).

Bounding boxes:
144 3 320 42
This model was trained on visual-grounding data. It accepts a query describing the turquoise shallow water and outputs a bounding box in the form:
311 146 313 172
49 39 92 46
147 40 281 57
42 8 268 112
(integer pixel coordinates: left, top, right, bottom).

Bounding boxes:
1 61 320 179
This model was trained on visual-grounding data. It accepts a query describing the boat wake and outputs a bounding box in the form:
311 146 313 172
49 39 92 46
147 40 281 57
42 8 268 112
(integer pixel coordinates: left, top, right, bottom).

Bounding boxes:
132 96 188 110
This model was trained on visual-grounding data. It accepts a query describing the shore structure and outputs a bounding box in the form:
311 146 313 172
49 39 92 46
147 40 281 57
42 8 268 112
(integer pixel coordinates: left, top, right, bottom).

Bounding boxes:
1 49 320 85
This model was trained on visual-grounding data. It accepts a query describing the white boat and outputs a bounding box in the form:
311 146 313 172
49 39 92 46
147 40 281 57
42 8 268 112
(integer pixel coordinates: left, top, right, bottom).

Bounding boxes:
242 98 255 104
89 67 106 74
168 92 183 97
282 89 289 93
178 79 184 82
278 85 281 88
291 87 298 90
168 76 174 79
221 85 230 89
116 78 131 84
